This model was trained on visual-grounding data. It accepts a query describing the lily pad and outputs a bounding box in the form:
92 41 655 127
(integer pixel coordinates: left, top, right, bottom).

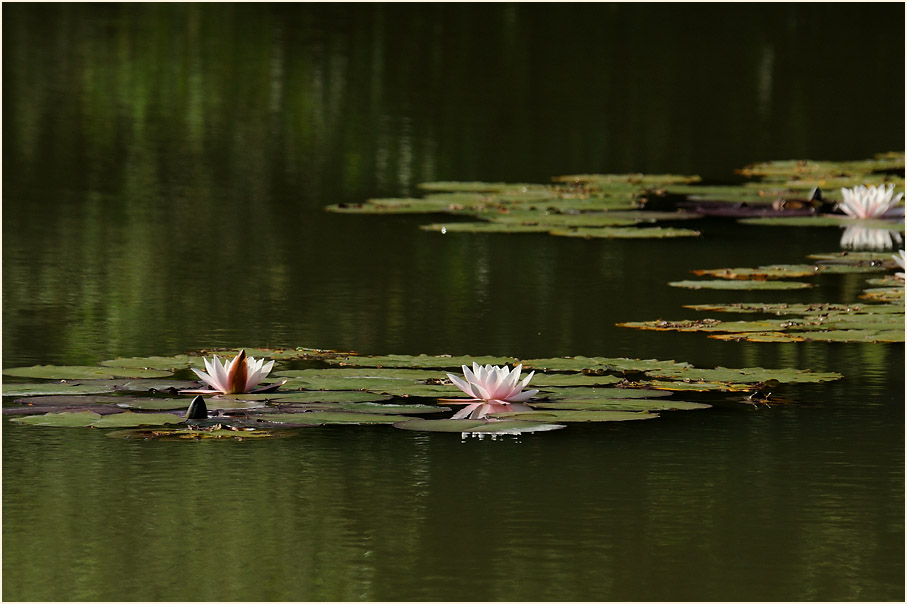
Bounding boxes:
669 280 813 290
106 427 289 440
643 366 842 384
10 411 103 427
489 410 658 422
1 380 130 397
690 264 884 280
253 412 402 425
418 181 546 193
530 399 710 412
539 386 674 399
90 412 186 428
552 173 701 186
242 391 394 404
420 222 552 234
2 365 172 380
325 354 519 369
530 373 621 387
393 418 566 435
522 356 693 373
633 381 755 392
486 210 640 228
738 216 904 231
115 398 266 411
99 355 205 370
549 226 701 239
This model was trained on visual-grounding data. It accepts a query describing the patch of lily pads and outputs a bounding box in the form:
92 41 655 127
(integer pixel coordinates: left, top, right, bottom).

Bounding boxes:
620 250 905 343
3 346 845 438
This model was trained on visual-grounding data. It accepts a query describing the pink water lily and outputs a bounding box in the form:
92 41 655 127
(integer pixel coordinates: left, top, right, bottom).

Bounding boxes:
180 350 284 395
838 184 903 219
444 363 539 420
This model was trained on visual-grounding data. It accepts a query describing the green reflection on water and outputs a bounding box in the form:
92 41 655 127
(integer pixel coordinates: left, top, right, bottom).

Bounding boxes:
2 3 904 601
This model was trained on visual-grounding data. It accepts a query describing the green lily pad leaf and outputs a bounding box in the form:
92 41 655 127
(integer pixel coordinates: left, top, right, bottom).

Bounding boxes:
712 330 904 343
393 418 566 435
691 264 884 280
420 222 552 234
737 156 905 179
531 399 710 412
327 197 483 215
253 412 401 425
276 368 443 380
738 216 905 231
10 411 103 427
643 366 842 384
278 402 449 415
99 355 205 370
115 398 267 411
359 383 462 398
2 365 172 380
860 287 905 302
530 373 621 387
669 280 813 290
229 390 393 404
807 251 897 264
325 354 519 369
865 275 904 287
549 226 701 239
1 380 129 397
114 379 204 392
106 427 289 440
8 395 124 407
553 173 701 186
618 319 796 333
681 302 886 315
417 181 545 193
89 412 185 428
539 386 673 399
521 356 693 373
634 381 755 392
489 410 658 422
487 210 640 228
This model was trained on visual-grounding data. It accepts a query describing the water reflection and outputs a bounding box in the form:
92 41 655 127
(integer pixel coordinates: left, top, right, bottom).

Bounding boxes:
839 224 903 251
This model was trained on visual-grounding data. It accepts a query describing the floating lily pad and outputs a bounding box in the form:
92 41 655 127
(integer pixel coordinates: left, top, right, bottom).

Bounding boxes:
106 427 289 440
539 386 674 399
618 319 801 333
418 181 547 193
115 398 266 411
356 383 462 398
1 380 130 397
115 379 203 392
690 264 884 280
681 302 890 315
486 210 640 228
275 402 449 415
393 418 566 435
738 216 905 231
633 381 755 392
552 173 701 186
549 226 701 239
8 395 125 407
489 409 658 422
522 356 693 373
244 391 394 404
806 251 897 264
669 280 813 290
420 222 552 234
325 354 519 369
90 412 185 428
529 373 621 387
253 412 402 425
530 399 710 412
99 355 205 370
10 411 103 427
711 330 903 343
2 365 172 380
643 366 842 384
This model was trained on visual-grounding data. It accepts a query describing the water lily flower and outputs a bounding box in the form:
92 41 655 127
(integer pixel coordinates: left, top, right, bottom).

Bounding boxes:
180 350 284 395
893 249 905 280
837 184 903 219
444 363 539 420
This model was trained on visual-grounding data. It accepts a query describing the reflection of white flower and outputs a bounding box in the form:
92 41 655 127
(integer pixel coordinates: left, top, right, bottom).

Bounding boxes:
445 363 539 420
894 249 905 280
184 350 277 394
838 184 903 219
840 225 903 251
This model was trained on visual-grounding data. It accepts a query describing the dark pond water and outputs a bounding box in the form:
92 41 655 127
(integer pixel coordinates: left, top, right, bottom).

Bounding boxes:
3 4 904 601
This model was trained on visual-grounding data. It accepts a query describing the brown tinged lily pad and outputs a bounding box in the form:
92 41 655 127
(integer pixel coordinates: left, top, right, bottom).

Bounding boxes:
669 279 813 290
2 365 173 380
488 409 659 422
549 226 701 239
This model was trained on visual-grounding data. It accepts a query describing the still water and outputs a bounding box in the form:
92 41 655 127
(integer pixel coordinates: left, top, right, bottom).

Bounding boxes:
3 4 904 601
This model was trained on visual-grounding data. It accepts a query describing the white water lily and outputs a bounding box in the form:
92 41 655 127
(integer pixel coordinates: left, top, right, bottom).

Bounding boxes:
445 363 539 420
182 350 280 395
838 184 903 219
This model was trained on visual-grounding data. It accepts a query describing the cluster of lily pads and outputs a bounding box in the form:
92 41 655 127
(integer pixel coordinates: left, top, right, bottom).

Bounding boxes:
326 152 904 248
619 250 905 343
3 348 844 439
